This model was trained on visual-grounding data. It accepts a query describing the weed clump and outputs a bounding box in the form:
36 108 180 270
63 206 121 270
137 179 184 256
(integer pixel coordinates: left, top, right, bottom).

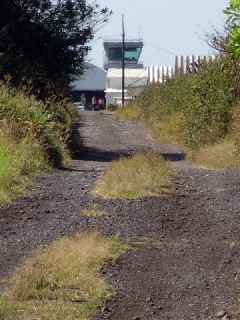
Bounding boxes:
81 209 106 218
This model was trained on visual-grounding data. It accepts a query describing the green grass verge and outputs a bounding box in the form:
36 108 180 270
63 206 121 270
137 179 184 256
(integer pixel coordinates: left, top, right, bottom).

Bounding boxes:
0 83 76 205
0 134 48 204
0 233 128 320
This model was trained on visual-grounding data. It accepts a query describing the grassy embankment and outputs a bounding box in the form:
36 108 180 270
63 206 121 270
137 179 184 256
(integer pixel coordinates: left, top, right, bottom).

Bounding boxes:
0 85 75 204
117 58 240 170
0 232 128 320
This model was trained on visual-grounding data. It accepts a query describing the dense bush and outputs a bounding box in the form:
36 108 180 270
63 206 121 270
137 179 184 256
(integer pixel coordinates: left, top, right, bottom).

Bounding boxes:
0 85 76 166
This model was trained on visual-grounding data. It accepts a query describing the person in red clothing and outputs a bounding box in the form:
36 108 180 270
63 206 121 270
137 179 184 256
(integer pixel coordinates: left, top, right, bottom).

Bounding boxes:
97 98 104 110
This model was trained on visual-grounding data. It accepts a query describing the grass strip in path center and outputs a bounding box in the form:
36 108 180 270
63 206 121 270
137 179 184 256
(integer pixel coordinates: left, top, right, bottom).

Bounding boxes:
93 152 174 200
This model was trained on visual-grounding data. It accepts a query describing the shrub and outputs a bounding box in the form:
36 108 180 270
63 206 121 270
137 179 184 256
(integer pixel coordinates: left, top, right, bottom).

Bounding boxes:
0 84 74 167
0 84 75 203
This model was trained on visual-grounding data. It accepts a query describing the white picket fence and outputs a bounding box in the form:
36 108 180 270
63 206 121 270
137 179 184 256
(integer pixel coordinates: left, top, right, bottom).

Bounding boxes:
147 65 174 84
147 55 217 84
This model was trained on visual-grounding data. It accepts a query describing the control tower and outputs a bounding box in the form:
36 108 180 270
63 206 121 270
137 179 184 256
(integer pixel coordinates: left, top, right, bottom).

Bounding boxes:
103 39 144 70
103 38 147 106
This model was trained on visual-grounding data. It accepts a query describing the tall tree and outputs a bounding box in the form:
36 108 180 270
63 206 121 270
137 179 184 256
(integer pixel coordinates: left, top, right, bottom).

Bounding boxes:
0 0 110 97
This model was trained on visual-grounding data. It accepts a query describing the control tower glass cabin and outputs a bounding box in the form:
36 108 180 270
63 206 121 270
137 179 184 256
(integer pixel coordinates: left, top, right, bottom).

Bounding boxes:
103 39 144 70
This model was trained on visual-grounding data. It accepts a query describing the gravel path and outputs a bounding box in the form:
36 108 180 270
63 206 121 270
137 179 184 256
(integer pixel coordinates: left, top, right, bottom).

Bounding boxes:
1 111 240 320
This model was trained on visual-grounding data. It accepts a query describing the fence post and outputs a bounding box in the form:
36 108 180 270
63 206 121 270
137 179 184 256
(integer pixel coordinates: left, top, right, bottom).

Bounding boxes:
186 56 190 73
175 56 180 77
180 56 184 75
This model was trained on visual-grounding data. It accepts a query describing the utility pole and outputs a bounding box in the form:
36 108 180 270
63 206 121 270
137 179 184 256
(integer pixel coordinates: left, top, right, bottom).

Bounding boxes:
121 14 125 108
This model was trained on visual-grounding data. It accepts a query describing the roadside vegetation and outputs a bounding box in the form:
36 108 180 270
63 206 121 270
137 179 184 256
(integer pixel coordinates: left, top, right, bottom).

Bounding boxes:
93 153 173 199
118 0 240 170
0 84 77 204
0 232 128 320
117 58 238 169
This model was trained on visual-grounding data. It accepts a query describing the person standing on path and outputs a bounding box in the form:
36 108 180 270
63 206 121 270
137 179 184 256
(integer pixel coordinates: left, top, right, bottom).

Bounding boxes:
91 96 96 111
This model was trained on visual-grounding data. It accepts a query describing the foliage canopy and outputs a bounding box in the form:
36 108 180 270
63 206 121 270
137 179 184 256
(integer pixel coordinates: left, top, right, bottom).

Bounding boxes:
0 0 110 97
225 0 240 57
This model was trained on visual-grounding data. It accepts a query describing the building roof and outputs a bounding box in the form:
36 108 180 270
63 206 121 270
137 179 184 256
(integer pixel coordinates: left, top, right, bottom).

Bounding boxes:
71 63 106 91
103 39 144 49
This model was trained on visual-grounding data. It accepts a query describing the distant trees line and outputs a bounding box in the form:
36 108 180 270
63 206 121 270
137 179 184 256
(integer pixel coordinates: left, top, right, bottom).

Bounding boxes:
0 0 111 98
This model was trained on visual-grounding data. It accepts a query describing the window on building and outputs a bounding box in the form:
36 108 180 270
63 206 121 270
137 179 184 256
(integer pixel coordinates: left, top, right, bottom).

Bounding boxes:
107 47 141 63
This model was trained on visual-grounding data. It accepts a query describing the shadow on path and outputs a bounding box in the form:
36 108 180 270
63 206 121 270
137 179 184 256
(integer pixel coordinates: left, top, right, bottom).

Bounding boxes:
69 119 186 164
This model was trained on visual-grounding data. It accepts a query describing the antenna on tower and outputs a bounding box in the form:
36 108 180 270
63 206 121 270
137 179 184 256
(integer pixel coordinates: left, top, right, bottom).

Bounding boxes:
122 14 125 108
138 25 142 41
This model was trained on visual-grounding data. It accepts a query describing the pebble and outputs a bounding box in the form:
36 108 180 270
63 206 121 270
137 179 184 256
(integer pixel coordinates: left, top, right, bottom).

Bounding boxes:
216 311 227 318
222 316 231 320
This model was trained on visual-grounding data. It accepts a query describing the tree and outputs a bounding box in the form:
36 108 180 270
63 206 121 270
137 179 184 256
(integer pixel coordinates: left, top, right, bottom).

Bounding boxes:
0 0 110 97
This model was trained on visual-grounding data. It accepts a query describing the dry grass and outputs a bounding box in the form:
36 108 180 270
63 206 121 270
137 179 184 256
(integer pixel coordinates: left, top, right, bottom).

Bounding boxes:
116 104 142 121
93 152 173 200
149 112 186 146
191 140 240 169
117 105 186 147
0 233 128 320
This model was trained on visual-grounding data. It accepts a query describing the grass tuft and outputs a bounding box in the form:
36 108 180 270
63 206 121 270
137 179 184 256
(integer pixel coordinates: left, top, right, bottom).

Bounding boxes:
93 152 173 199
0 232 128 320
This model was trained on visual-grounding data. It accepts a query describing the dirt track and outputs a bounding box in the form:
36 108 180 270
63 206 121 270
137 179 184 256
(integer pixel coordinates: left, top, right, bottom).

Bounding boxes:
1 111 240 319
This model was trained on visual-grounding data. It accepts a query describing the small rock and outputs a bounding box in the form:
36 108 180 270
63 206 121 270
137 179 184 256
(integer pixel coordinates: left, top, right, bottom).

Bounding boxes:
156 305 163 310
102 306 111 313
216 311 227 318
222 315 231 320
132 317 141 320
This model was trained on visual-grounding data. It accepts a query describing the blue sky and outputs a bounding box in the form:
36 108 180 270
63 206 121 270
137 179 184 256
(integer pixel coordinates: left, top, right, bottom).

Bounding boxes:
88 0 228 68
